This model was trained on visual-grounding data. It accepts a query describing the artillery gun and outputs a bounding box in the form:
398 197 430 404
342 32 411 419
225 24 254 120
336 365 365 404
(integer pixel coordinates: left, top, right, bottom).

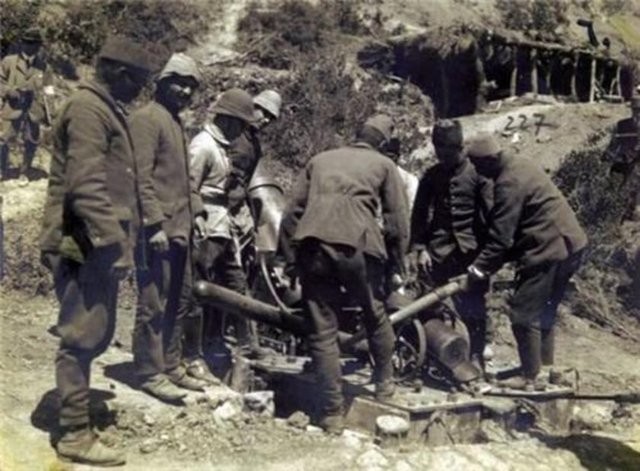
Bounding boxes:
194 165 483 389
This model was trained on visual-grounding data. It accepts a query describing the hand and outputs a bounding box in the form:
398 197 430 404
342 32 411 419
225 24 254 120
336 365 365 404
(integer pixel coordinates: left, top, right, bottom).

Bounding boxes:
465 265 488 290
194 215 206 239
149 228 169 252
284 263 299 288
416 249 432 273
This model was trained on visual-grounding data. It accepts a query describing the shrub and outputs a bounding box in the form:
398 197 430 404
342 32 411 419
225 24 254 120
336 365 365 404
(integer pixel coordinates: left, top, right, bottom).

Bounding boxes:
496 0 569 38
237 0 368 70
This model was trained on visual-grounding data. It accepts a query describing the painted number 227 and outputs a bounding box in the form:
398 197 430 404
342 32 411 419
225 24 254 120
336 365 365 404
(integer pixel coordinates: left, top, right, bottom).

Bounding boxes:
504 113 546 136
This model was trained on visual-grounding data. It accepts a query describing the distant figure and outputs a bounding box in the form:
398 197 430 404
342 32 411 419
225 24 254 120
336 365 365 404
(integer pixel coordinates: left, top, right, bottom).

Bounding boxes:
604 96 640 184
0 27 49 184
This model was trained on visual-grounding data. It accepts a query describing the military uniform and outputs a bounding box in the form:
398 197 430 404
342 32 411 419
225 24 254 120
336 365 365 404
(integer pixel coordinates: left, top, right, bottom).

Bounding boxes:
40 79 143 428
0 50 48 178
130 100 194 380
469 143 587 381
411 158 493 359
282 140 409 417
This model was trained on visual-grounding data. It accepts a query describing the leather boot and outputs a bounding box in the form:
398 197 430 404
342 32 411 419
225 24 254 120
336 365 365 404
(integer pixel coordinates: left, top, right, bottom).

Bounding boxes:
318 413 344 435
186 357 222 386
57 426 125 467
168 366 207 392
375 379 396 401
140 374 187 402
512 324 542 380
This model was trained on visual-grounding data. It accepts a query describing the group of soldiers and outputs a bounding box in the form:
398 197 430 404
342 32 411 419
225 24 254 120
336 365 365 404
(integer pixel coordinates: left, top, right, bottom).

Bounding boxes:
0 30 607 467
35 36 282 466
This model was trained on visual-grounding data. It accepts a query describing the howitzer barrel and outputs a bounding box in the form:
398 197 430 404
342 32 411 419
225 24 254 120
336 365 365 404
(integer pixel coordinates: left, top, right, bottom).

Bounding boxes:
340 278 465 350
193 281 310 335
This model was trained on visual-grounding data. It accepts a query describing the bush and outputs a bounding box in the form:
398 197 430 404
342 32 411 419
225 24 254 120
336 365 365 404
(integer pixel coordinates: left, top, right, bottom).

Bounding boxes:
2 0 212 69
237 0 368 70
496 0 569 39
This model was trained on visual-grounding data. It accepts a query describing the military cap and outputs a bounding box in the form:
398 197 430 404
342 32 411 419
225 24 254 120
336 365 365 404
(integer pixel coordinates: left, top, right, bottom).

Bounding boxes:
630 96 640 109
211 88 255 124
467 133 501 158
157 52 201 84
432 119 463 147
363 114 394 142
22 27 43 43
98 35 152 72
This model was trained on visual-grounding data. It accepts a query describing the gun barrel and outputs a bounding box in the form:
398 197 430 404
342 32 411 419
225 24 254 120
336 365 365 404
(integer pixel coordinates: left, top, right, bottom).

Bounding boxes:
340 279 465 349
193 281 310 335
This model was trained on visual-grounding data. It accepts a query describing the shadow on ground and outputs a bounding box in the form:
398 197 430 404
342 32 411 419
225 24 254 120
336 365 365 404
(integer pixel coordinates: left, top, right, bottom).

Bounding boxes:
103 361 138 390
537 432 640 471
31 388 117 446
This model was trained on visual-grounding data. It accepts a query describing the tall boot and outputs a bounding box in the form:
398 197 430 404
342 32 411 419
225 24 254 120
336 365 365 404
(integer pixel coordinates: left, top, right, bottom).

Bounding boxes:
511 324 542 380
21 142 37 177
541 326 555 366
182 314 204 361
0 143 9 180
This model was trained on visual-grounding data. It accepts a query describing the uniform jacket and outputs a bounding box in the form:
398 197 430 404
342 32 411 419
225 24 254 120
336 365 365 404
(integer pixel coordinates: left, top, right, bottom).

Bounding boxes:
130 101 192 242
0 52 47 122
473 154 588 274
282 142 410 263
228 127 262 186
189 123 234 239
410 158 493 264
40 80 142 267
605 117 639 166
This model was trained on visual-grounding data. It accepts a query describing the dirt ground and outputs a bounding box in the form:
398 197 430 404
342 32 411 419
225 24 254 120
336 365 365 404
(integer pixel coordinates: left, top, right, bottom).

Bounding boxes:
1 283 640 470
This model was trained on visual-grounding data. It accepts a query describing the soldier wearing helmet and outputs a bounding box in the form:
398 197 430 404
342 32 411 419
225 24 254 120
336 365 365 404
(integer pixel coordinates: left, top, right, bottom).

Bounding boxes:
178 88 258 378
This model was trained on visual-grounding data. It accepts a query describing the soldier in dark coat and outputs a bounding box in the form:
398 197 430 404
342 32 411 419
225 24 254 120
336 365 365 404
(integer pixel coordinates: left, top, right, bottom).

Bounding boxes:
410 120 493 372
605 96 640 182
465 134 588 390
281 114 409 434
39 36 151 466
130 53 212 403
0 28 49 183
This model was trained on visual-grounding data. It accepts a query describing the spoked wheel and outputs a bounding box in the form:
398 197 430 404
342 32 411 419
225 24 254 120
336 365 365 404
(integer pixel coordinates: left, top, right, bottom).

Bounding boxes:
391 319 427 381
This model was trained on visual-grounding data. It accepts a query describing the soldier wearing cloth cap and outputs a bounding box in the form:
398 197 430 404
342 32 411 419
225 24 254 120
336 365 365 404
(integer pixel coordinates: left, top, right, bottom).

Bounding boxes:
130 53 213 403
281 114 409 434
39 36 152 466
178 88 258 374
465 134 587 390
410 120 493 376
0 27 49 183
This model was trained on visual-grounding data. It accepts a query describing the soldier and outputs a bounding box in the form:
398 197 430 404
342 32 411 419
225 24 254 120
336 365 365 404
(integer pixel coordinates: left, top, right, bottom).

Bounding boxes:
130 53 213 403
179 89 256 381
39 36 151 466
207 89 283 358
0 27 49 183
281 114 409 434
410 120 493 373
465 134 587 390
605 96 640 184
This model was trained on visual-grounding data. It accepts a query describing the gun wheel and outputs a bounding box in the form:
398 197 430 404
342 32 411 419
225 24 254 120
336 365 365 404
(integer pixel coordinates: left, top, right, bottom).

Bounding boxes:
392 319 427 381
